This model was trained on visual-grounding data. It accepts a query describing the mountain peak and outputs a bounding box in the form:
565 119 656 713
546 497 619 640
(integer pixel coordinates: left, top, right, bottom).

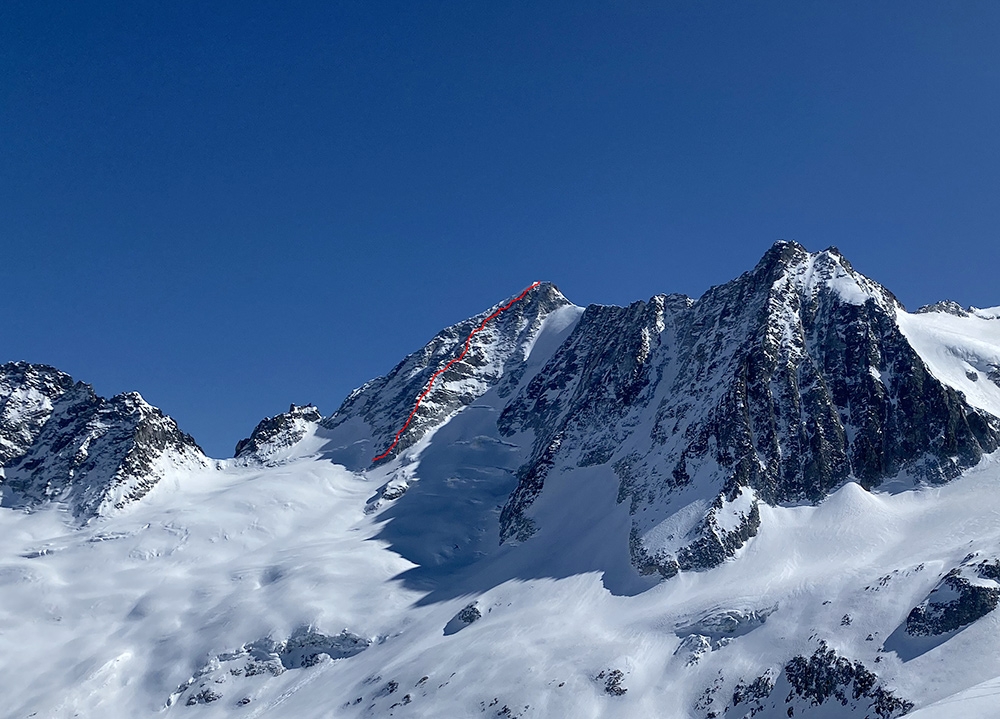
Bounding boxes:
234 403 323 464
506 281 569 315
322 282 578 466
755 239 809 271
0 362 207 518
747 242 900 311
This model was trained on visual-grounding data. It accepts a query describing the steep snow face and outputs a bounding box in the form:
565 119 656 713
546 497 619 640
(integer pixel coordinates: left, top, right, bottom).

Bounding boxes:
896 307 1000 418
317 282 576 467
0 362 209 519
779 243 898 310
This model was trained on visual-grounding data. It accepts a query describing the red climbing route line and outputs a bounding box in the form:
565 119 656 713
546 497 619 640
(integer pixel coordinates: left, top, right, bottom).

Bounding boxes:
371 281 542 462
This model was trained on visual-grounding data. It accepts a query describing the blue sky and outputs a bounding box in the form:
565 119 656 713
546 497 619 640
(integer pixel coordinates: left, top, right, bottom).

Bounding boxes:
3 1 1000 457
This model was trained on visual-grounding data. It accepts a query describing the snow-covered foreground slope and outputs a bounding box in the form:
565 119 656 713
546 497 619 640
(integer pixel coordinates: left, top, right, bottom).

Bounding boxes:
4 242 1000 718
905 674 1000 719
5 446 1000 717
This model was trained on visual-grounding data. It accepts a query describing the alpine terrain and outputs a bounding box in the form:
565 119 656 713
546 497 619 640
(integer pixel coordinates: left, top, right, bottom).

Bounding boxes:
4 241 1000 719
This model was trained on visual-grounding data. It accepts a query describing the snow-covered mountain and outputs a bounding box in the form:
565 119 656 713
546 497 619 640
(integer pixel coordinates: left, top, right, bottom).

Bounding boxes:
3 242 1000 718
0 362 209 519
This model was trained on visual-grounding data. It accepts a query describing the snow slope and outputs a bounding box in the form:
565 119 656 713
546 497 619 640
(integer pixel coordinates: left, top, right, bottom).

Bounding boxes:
6 437 1000 717
897 308 1000 417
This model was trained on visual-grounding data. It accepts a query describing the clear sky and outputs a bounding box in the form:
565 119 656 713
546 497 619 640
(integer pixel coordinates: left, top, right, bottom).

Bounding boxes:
3 1 1000 457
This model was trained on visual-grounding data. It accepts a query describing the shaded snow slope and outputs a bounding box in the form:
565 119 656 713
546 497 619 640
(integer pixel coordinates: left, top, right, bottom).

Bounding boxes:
905 674 1000 718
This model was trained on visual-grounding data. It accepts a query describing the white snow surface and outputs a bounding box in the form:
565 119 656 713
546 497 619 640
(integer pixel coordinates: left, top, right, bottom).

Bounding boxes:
896 307 1000 417
972 306 1000 320
7 439 1000 717
787 250 880 306
905 674 1000 718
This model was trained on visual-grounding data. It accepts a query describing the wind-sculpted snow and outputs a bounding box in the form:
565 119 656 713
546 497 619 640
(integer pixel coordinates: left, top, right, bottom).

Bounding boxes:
896 304 1000 418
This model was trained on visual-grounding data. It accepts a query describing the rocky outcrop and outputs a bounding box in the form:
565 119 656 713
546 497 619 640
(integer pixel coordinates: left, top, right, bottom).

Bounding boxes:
715 643 912 719
444 602 482 635
0 362 207 519
234 403 322 463
782 643 913 718
915 300 970 317
905 559 1000 636
168 626 370 708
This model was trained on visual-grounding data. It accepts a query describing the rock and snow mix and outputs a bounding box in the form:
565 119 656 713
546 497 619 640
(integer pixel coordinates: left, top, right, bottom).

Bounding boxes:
2 242 1000 718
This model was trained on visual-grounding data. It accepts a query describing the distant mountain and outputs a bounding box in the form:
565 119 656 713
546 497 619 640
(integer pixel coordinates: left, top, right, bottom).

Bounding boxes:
0 361 208 518
4 243 1000 718
234 403 322 464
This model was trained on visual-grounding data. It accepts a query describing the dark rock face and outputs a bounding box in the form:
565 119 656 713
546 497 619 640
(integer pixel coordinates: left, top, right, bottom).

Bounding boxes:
0 361 206 519
597 668 627 696
976 558 1000 581
496 242 1000 574
323 282 572 462
702 643 911 718
731 672 774 711
444 602 483 635
308 244 999 579
499 432 563 543
782 643 913 718
906 563 1000 636
234 403 322 462
457 602 482 624
185 687 222 705
277 627 370 667
0 362 78 465
498 297 669 544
